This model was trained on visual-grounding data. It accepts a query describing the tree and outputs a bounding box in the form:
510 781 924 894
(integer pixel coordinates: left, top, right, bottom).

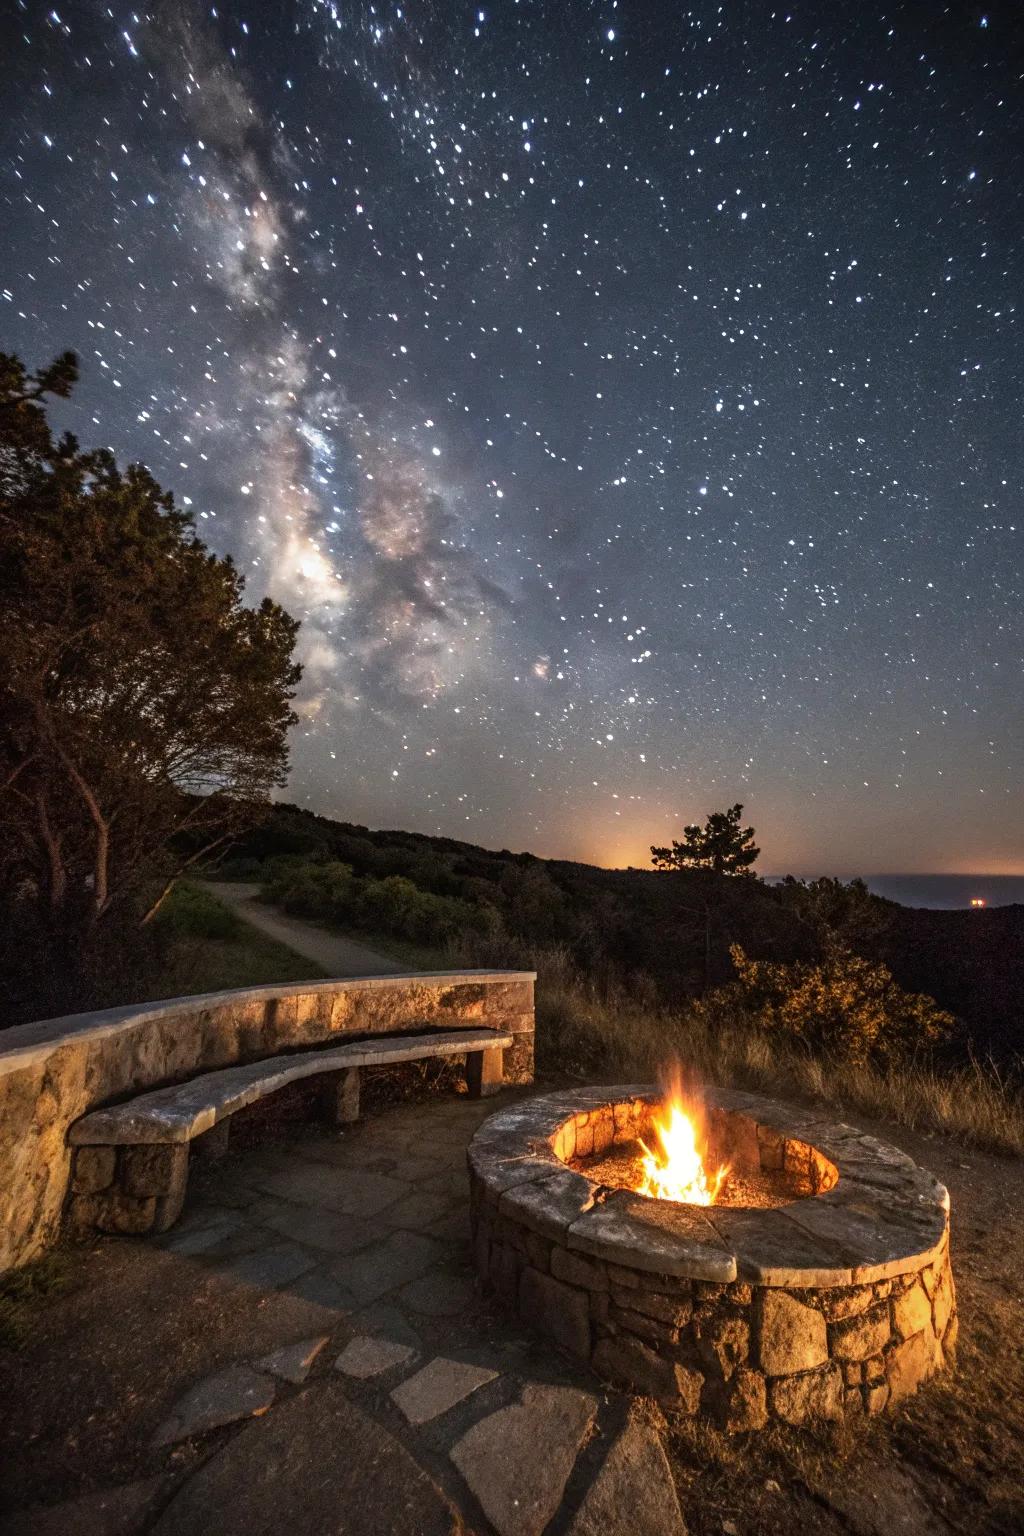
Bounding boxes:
0 352 302 1011
651 803 760 876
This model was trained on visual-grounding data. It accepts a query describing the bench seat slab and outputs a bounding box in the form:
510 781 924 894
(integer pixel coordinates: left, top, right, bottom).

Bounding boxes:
69 1029 513 1146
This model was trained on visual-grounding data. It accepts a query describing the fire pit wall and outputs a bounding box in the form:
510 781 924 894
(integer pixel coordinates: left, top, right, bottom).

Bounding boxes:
469 1088 956 1431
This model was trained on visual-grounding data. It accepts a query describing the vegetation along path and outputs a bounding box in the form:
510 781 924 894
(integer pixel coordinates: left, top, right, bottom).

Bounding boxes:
2 1084 1022 1534
206 882 403 978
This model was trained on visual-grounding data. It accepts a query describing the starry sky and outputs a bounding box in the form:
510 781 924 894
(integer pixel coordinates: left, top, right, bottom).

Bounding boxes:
3 2 1021 874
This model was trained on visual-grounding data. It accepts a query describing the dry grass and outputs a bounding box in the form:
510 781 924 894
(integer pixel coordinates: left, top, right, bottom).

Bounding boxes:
446 935 1024 1158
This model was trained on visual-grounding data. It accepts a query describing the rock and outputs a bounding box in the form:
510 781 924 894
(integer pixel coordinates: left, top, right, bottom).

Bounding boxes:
151 1379 458 1536
551 1247 609 1292
694 1314 749 1382
450 1383 597 1536
611 1285 692 1327
334 1335 415 1379
391 1357 499 1425
756 1290 828 1375
932 1266 955 1338
254 1336 330 1384
71 1146 116 1194
121 1144 186 1198
886 1326 941 1404
769 1363 843 1425
153 1365 276 1446
593 1335 703 1411
567 1416 686 1535
892 1281 931 1340
829 1303 891 1361
864 1379 889 1413
722 1367 768 1433
519 1265 591 1359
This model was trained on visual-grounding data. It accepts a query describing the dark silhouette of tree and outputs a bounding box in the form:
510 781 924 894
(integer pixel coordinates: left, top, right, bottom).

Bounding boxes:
651 803 760 876
0 352 301 1010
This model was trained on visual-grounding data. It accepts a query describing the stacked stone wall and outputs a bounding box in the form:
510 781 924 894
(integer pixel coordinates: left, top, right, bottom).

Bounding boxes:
0 969 534 1273
469 1088 955 1429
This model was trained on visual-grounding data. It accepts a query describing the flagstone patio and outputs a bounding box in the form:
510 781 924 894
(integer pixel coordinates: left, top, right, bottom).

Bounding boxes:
0 1090 685 1536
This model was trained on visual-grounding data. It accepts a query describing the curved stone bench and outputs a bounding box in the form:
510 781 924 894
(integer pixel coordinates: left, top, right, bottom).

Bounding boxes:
0 970 534 1274
67 1027 513 1236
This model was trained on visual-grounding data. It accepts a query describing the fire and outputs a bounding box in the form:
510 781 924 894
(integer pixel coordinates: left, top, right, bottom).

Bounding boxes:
637 1095 728 1206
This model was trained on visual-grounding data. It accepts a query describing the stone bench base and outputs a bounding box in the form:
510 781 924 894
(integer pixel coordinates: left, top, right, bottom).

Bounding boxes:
67 1029 511 1239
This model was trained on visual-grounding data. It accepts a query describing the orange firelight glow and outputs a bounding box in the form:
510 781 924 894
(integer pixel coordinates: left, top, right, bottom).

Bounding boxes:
637 1094 728 1205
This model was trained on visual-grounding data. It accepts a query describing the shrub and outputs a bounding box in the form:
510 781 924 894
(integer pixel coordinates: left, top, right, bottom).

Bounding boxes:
695 943 954 1065
155 882 240 941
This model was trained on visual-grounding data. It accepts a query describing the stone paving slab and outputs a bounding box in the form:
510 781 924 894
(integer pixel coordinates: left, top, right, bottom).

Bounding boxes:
255 1336 330 1384
450 1382 598 1536
335 1335 416 1379
153 1365 276 1446
567 1416 687 1536
328 1230 447 1305
150 1381 460 1536
391 1356 500 1425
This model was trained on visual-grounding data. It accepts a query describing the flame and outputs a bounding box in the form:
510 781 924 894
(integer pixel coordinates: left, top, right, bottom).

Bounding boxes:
637 1096 728 1206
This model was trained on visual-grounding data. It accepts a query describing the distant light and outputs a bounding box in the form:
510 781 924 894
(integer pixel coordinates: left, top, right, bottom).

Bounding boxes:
606 28 616 42
970 897 986 908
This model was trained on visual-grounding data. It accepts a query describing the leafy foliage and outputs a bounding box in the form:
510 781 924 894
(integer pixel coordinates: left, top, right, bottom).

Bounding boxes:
264 859 502 948
693 943 955 1065
0 353 301 1017
651 803 760 876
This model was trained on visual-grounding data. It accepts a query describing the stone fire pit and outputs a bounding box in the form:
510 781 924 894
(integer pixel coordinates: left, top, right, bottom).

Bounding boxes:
468 1086 956 1430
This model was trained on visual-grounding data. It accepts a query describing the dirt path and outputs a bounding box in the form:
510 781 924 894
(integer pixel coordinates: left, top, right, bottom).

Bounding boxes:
207 883 404 978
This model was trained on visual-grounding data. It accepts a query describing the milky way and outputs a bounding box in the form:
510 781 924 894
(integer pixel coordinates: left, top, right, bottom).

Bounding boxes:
3 2 1021 872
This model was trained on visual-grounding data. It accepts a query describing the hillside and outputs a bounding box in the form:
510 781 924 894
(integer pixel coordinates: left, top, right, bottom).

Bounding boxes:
221 804 1023 1064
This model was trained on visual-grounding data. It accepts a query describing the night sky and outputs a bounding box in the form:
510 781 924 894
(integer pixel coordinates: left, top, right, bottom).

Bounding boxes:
3 2 1021 874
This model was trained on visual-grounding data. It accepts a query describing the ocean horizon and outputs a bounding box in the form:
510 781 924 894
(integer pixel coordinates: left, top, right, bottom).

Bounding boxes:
766 874 1024 910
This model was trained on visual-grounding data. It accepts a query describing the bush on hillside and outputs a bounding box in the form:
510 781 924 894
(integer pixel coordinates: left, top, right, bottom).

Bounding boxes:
692 943 954 1065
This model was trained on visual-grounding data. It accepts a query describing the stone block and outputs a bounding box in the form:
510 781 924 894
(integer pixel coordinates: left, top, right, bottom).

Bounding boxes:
822 1283 875 1322
551 1247 609 1292
892 1280 932 1340
885 1325 941 1404
841 1361 863 1387
864 1379 889 1414
592 1335 703 1411
611 1304 679 1348
466 1045 504 1099
829 1303 891 1361
121 1143 188 1199
942 1311 958 1356
722 1366 768 1432
610 1285 691 1327
695 1313 750 1382
757 1290 828 1376
72 1146 116 1193
844 1387 863 1415
769 1363 843 1424
94 1191 159 1235
932 1265 955 1338
519 1265 591 1360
